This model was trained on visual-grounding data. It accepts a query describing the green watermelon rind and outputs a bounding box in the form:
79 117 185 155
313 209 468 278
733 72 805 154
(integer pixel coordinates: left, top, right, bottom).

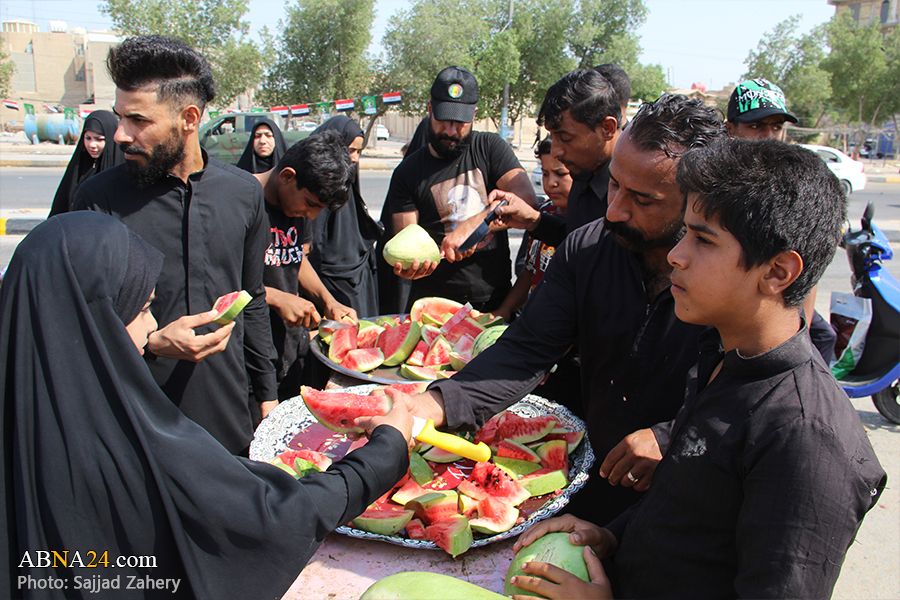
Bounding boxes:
211 290 252 325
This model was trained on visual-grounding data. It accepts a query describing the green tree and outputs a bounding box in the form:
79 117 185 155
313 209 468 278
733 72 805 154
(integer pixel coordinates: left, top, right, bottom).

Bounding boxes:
100 0 262 107
258 0 375 106
822 12 892 133
568 0 648 69
742 16 832 128
0 49 15 99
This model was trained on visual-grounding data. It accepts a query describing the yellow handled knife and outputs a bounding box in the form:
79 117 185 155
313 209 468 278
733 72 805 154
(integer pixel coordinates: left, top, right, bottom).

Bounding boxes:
412 417 491 463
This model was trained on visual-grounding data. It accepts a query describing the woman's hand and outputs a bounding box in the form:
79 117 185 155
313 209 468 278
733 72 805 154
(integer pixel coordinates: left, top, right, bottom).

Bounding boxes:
510 546 613 600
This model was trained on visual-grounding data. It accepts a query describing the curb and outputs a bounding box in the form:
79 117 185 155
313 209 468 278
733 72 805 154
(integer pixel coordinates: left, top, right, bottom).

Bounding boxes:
0 217 44 235
868 175 900 183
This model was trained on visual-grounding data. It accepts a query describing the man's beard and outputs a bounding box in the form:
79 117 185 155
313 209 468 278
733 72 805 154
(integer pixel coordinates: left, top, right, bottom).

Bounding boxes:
121 128 185 188
606 217 685 253
427 123 471 159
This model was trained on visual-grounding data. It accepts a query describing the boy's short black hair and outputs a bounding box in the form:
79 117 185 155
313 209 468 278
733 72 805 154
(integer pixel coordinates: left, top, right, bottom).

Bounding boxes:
534 136 552 158
107 35 216 112
278 130 351 210
537 69 620 130
594 63 631 108
677 138 846 306
627 94 726 159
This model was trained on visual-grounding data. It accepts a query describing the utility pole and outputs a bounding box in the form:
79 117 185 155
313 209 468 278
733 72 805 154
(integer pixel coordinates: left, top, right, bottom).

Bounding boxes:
499 0 513 143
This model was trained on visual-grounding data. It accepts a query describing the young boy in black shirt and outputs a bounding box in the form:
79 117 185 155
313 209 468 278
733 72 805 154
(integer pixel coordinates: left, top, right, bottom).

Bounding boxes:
510 138 887 599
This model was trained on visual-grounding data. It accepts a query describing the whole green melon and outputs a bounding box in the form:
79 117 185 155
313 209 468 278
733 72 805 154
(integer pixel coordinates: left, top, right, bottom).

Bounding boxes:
361 572 505 600
383 223 441 269
471 325 509 357
504 532 589 596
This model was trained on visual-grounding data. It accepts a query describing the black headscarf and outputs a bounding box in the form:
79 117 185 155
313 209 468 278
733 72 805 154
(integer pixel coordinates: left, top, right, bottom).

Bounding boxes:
235 118 287 173
308 115 383 317
0 212 406 598
49 110 124 217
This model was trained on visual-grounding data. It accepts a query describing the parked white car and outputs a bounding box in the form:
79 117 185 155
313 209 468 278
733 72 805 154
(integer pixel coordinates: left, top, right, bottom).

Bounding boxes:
375 124 390 140
799 144 867 195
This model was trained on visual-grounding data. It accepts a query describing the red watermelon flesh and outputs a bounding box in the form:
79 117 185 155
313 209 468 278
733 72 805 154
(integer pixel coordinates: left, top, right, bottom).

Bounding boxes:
497 439 541 463
420 324 443 346
301 386 391 434
350 505 414 536
327 325 359 363
474 412 505 446
496 413 559 444
377 321 421 366
384 382 430 395
443 317 484 345
451 333 476 356
356 325 384 349
410 297 464 325
391 479 430 506
406 490 460 525
405 518 427 540
425 514 473 558
537 440 569 472
544 430 585 453
458 462 530 506
342 348 384 372
423 336 452 367
469 495 519 534
406 340 428 367
291 449 333 471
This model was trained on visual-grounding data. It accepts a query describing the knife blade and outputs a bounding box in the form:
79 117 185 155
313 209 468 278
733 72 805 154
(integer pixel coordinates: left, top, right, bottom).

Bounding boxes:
411 416 491 463
457 200 509 254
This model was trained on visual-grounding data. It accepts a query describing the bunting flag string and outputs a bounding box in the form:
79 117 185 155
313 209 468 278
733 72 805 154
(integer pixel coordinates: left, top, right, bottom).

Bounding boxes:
258 92 402 116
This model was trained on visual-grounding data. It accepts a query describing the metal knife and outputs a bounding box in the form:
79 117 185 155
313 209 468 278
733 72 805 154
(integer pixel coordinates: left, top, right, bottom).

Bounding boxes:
411 416 491 463
457 200 509 254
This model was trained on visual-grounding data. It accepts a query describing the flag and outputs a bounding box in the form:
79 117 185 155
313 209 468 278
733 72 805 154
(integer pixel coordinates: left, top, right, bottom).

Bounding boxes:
250 107 266 113
361 95 377 115
270 105 290 117
79 109 92 118
3 99 19 110
43 104 59 113
334 98 354 111
382 92 401 104
291 103 310 115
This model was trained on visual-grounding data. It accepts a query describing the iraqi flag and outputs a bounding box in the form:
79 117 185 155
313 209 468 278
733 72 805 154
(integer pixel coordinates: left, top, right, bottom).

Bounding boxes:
270 105 290 117
291 103 310 115
382 92 401 104
334 98 354 111
3 99 18 110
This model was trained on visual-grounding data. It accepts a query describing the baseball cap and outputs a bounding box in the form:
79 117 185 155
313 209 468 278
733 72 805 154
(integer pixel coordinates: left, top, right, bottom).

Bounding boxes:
430 66 479 122
727 78 798 124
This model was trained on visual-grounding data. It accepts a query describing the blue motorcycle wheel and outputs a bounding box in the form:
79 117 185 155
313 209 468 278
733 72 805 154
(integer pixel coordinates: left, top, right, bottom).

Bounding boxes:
873 381 900 425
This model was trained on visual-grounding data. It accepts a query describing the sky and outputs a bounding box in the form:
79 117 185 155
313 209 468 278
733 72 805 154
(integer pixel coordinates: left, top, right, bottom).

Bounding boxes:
0 0 836 91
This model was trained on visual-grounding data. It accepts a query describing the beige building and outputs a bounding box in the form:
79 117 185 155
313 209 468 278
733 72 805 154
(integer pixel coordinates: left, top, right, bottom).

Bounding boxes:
829 0 899 31
1 20 120 124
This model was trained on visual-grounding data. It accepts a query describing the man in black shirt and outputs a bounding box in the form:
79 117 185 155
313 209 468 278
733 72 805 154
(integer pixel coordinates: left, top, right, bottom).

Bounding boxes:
251 131 355 405
492 68 622 246
511 139 886 600
75 36 277 455
386 66 536 312
396 95 726 523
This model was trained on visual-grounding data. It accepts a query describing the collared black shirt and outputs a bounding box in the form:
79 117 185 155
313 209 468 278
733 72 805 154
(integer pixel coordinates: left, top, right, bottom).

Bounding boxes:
608 328 887 599
531 162 610 247
74 153 277 454
430 219 704 522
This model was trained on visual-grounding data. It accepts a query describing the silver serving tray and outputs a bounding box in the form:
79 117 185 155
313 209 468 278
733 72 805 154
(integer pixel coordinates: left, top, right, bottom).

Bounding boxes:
309 314 420 385
250 384 594 551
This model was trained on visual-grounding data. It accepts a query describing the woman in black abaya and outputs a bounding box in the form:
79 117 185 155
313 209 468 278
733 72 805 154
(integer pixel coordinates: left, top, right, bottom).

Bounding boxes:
236 118 287 173
49 110 124 216
308 115 383 317
0 212 409 599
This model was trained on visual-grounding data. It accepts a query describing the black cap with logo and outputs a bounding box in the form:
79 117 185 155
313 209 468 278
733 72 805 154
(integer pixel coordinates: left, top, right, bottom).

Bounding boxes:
727 78 798 124
430 66 479 122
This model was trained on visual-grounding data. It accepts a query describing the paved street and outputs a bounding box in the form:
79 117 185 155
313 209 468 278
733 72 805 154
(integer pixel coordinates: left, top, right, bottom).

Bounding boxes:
0 167 898 599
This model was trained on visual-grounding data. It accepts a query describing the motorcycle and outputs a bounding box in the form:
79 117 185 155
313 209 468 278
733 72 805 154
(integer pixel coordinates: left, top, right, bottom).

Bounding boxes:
835 202 900 424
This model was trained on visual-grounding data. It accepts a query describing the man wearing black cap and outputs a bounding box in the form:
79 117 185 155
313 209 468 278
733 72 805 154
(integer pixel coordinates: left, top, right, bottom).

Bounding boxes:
385 66 536 312
726 78 837 364
726 78 798 141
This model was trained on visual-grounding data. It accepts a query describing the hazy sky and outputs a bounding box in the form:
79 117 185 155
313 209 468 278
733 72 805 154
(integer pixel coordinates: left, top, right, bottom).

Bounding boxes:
1 0 835 90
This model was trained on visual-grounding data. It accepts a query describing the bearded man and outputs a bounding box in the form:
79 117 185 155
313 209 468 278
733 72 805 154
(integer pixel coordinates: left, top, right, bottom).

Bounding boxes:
384 66 536 312
74 35 277 456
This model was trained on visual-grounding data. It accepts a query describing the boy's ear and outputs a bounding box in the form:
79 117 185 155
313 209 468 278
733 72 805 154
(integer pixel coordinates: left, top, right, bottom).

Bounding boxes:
759 250 803 300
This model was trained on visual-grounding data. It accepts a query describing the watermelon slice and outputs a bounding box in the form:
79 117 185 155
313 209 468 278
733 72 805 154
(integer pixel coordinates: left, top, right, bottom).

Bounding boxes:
420 324 443 346
423 336 452 367
377 321 421 366
211 290 252 325
448 351 470 371
405 518 427 540
544 429 585 453
356 323 384 348
384 382 430 395
399 364 443 381
351 505 415 535
410 297 464 325
458 462 530 506
497 439 541 463
442 317 484 345
471 325 509 357
469 495 519 534
492 456 542 478
406 490 460 524
425 514 472 558
328 324 359 363
536 439 569 472
458 493 480 517
342 348 384 372
496 413 558 445
406 340 429 367
520 468 568 497
301 386 391 433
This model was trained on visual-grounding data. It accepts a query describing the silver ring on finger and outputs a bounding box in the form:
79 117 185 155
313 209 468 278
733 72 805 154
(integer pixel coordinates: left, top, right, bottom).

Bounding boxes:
626 471 640 484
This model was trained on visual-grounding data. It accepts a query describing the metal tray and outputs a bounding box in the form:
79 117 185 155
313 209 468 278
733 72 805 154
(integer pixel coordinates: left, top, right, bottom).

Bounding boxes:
250 385 594 551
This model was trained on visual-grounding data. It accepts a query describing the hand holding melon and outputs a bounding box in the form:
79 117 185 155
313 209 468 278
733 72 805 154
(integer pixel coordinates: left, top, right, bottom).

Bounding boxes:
148 308 235 362
383 224 441 280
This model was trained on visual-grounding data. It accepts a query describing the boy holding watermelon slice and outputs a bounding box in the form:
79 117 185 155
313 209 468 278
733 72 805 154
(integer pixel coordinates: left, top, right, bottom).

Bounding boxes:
508 139 886 599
